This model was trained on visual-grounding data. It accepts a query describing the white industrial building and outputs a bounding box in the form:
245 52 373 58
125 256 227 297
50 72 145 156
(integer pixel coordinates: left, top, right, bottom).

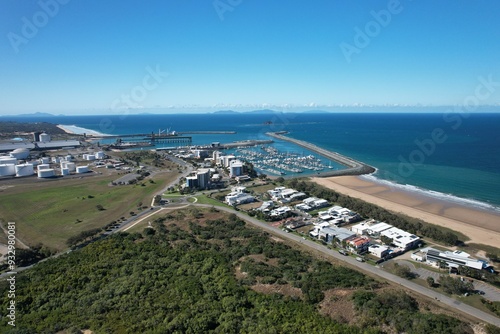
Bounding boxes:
39 133 51 142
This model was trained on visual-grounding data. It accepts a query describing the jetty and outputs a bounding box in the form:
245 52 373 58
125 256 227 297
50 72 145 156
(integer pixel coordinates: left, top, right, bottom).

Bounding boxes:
266 132 375 176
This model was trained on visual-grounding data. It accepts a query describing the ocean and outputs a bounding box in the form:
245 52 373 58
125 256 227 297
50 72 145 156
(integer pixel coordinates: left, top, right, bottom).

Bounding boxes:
3 112 500 210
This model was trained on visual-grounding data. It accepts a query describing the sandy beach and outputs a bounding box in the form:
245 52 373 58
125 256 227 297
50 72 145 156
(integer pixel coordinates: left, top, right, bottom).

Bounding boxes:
311 176 500 248
57 124 108 136
56 125 76 134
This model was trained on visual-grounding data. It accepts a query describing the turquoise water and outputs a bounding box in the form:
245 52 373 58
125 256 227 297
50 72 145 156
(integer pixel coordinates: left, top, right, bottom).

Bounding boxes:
4 112 500 209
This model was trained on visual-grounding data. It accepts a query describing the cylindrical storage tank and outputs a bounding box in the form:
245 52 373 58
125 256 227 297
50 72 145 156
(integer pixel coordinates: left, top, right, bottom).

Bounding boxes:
15 164 34 177
9 148 30 160
82 154 88 160
39 133 51 142
38 164 50 171
0 164 16 176
95 151 105 159
38 169 55 178
52 157 60 163
65 155 74 161
86 154 96 161
66 162 76 172
60 161 68 169
61 168 70 176
40 157 50 164
0 157 18 165
76 166 89 174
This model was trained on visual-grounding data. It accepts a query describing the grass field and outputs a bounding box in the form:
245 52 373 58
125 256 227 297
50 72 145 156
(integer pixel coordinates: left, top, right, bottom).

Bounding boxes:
194 194 231 208
0 171 177 250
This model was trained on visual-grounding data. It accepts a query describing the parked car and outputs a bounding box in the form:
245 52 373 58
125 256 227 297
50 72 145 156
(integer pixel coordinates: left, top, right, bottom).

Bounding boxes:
338 249 348 256
356 257 364 262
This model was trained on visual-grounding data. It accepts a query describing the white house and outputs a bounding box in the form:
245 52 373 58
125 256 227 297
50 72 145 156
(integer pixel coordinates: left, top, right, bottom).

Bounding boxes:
380 227 420 250
368 244 390 258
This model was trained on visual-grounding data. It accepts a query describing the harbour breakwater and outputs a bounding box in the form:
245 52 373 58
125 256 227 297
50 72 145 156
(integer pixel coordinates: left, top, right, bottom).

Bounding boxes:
266 132 375 177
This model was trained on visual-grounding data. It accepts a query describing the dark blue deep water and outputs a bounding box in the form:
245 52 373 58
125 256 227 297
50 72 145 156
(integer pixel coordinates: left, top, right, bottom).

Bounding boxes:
4 112 500 209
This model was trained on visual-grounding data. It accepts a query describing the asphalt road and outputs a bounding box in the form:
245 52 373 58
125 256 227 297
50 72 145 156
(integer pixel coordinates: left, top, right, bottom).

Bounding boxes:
196 203 500 328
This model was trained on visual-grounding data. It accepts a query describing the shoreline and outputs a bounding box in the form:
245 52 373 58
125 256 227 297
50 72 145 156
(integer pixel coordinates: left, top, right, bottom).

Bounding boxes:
57 124 109 136
311 175 500 248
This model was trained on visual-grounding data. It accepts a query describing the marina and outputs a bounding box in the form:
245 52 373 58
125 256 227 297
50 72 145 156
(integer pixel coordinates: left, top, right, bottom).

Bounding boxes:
265 132 376 176
234 146 334 176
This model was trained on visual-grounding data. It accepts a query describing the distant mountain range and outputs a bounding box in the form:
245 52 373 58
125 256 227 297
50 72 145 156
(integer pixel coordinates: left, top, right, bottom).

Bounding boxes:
1 112 62 117
212 109 323 115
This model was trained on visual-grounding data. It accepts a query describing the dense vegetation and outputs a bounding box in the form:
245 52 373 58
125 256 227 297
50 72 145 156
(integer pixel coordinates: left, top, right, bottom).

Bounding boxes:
0 121 66 137
0 210 474 333
287 179 463 246
352 290 473 334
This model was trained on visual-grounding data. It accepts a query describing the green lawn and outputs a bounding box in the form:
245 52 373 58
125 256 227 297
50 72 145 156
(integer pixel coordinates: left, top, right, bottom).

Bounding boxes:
194 195 231 208
0 173 176 250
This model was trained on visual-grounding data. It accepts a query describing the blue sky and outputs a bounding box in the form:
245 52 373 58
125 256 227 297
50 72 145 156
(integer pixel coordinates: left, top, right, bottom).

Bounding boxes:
1 0 500 114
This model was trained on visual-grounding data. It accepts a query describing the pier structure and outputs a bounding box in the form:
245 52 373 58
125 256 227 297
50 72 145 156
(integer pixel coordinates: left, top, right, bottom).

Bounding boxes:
266 132 375 176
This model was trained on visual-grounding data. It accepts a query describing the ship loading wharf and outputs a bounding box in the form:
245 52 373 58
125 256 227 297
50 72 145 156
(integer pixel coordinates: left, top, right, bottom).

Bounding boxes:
90 131 237 149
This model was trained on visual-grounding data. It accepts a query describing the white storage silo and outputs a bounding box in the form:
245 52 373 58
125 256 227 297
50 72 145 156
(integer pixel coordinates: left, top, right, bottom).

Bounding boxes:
76 166 89 174
52 157 61 163
38 169 55 178
65 155 74 161
0 157 18 165
66 162 76 172
95 151 105 159
9 148 30 160
38 164 50 171
61 168 70 176
60 161 68 169
0 164 16 176
39 133 51 142
15 164 34 177
86 154 96 161
40 157 50 164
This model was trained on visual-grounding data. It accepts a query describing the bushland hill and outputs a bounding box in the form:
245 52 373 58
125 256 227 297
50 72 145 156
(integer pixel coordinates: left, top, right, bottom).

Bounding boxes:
0 208 481 333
